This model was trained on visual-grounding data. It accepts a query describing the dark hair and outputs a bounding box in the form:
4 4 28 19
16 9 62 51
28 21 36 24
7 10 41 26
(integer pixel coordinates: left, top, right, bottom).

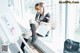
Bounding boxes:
35 2 44 7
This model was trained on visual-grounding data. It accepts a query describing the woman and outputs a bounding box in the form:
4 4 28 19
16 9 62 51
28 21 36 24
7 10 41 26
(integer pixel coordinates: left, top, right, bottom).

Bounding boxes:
30 2 50 43
18 2 50 53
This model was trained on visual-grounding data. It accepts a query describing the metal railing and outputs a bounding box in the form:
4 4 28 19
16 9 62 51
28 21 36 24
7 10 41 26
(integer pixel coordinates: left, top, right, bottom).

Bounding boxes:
0 35 34 53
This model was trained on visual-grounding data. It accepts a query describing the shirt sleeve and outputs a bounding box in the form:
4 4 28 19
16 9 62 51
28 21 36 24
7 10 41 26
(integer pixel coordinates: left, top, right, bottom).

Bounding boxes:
42 13 50 23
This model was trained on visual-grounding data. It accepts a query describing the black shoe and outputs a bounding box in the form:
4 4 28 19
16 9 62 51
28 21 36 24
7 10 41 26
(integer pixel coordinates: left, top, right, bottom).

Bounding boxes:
18 51 25 53
36 33 43 37
45 31 49 37
18 49 25 53
18 51 20 53
45 34 48 37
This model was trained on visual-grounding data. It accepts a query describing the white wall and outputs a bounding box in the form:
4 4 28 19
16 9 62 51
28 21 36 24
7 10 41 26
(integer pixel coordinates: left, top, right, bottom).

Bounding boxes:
0 0 9 15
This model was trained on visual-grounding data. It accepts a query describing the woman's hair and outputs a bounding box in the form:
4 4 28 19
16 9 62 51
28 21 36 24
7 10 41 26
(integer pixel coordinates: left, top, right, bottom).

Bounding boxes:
35 2 44 7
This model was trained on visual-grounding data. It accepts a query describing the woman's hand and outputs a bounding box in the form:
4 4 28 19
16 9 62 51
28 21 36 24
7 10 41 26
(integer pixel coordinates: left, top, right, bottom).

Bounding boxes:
40 21 48 25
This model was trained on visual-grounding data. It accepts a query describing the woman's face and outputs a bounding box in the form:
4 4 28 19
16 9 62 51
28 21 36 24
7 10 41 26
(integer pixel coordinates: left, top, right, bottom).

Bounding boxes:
35 6 43 14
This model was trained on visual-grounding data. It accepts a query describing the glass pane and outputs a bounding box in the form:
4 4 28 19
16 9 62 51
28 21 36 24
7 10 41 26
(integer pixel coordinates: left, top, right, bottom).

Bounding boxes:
66 1 80 42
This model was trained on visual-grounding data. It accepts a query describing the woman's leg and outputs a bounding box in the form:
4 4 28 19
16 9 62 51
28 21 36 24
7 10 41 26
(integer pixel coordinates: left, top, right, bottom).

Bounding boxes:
20 42 25 52
18 38 28 53
30 24 36 43
29 19 39 43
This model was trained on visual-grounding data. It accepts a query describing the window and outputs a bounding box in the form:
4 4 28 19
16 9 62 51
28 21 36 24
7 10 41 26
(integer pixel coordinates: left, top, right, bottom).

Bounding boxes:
66 3 80 42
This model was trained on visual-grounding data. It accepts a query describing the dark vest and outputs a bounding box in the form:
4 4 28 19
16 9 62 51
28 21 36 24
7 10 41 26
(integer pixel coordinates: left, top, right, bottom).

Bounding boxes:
35 12 50 23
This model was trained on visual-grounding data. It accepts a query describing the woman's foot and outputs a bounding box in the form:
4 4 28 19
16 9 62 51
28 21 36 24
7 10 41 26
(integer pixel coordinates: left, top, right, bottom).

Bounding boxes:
18 48 25 53
18 51 20 53
18 51 25 53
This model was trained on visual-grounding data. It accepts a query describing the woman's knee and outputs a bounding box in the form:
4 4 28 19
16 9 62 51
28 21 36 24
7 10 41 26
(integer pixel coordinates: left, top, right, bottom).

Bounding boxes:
29 19 35 24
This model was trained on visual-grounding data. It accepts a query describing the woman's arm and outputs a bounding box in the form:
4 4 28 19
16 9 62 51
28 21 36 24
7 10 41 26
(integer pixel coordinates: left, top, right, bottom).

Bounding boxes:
42 13 50 23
